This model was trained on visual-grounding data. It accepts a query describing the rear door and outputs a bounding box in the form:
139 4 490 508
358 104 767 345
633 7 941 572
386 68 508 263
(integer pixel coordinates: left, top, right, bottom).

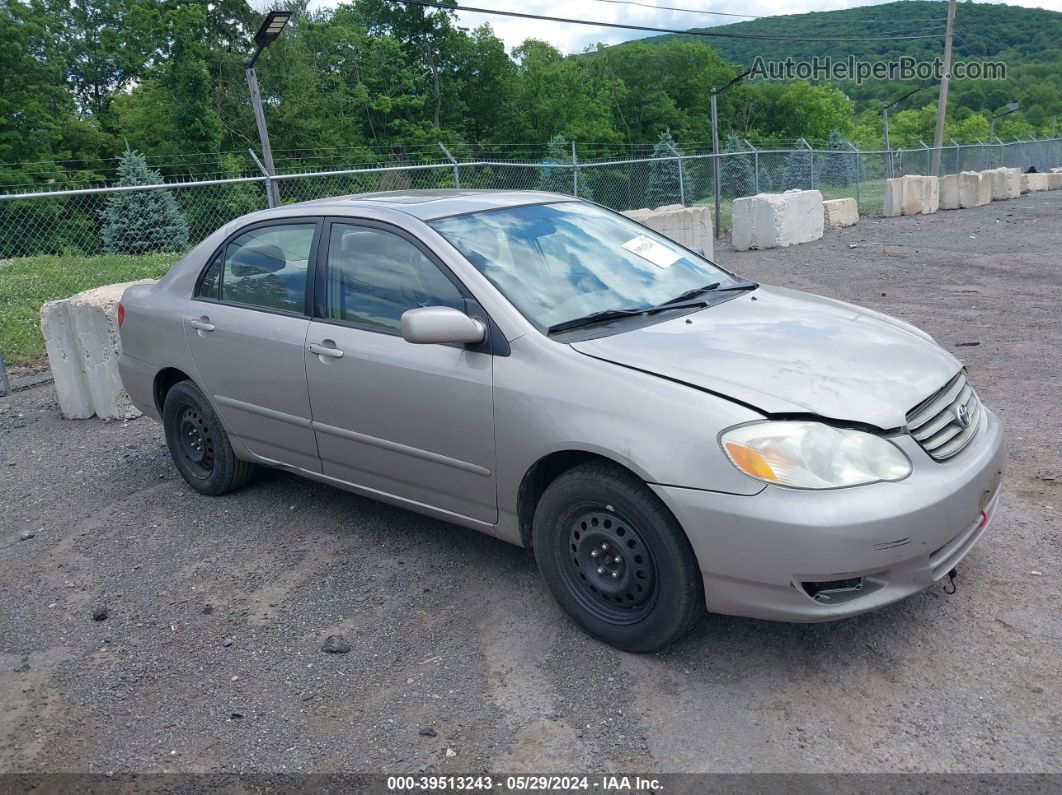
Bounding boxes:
304 219 497 524
185 219 322 472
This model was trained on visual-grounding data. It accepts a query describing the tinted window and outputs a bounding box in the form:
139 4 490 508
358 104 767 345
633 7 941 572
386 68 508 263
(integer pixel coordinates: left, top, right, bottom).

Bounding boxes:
325 224 464 332
198 223 315 313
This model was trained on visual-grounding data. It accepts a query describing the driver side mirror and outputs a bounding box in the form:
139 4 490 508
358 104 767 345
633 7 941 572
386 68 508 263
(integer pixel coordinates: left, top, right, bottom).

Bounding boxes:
401 306 485 345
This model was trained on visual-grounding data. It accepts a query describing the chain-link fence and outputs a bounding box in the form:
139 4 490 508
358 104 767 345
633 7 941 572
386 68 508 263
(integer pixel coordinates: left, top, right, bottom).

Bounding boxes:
2 138 1060 259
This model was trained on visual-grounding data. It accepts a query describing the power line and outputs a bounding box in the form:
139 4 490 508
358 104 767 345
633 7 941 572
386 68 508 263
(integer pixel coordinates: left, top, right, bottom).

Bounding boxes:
583 0 948 30
402 0 947 41
584 0 760 19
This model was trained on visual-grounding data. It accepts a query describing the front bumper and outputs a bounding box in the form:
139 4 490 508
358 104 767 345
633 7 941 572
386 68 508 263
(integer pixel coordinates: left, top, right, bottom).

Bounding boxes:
652 407 1006 622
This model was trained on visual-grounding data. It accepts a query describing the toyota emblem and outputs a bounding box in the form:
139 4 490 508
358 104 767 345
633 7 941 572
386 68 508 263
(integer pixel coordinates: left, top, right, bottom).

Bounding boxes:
955 402 972 428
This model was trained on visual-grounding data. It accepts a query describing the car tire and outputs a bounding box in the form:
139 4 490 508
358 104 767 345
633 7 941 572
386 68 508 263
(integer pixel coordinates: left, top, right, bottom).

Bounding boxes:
532 461 704 652
162 379 255 496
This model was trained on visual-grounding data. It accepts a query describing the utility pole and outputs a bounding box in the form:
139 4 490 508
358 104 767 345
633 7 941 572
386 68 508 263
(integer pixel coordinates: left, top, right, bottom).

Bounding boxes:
930 0 957 177
883 108 893 178
710 91 721 240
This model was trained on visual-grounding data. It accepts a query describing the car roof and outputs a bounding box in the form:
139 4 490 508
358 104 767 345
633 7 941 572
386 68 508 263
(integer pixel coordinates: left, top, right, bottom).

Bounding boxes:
289 189 577 221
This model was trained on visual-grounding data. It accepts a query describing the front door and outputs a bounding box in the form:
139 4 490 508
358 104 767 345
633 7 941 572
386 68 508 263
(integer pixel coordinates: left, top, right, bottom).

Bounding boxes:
304 220 497 524
185 219 322 472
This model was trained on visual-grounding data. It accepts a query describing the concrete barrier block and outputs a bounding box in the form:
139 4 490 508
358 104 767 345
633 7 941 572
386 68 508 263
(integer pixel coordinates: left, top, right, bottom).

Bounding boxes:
941 171 990 209
939 174 961 210
732 189 824 251
884 175 939 216
621 205 714 259
1021 173 1048 192
984 167 1020 200
823 197 858 229
969 171 992 207
1047 173 1062 190
40 280 156 420
1018 173 1045 193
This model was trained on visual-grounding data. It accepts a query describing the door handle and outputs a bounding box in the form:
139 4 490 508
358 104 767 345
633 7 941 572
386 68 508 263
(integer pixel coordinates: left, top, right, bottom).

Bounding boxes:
308 342 344 359
188 317 215 333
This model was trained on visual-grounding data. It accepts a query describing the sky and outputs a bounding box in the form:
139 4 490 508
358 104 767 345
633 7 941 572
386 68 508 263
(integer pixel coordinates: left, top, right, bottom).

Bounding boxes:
304 0 1062 54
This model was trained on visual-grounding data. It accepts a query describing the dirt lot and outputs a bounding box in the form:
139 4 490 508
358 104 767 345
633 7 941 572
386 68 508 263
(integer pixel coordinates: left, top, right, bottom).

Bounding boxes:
1 191 1060 776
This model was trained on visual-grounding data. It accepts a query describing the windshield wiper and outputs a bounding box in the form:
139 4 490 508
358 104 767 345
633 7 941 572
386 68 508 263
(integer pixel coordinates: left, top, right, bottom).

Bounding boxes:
657 280 759 307
547 307 646 335
548 280 760 335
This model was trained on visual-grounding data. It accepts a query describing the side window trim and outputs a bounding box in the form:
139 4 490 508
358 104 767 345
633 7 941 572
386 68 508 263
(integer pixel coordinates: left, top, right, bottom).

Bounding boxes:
192 217 324 317
313 217 473 333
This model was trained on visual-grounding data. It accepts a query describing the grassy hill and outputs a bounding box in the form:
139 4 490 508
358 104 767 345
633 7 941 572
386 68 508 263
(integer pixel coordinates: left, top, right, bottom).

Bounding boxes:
600 1 1061 124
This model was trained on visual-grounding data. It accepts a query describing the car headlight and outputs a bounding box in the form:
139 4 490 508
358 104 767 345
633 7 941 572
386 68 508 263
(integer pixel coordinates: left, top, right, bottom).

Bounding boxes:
720 421 911 489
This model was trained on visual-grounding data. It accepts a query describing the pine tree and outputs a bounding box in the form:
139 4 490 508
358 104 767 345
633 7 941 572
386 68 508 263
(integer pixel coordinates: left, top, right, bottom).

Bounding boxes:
821 129 855 187
782 139 813 190
101 148 189 254
723 135 756 198
646 129 690 208
538 134 573 195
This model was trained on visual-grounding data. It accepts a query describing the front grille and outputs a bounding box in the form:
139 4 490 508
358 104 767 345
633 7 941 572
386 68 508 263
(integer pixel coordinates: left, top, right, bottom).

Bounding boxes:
906 373 982 460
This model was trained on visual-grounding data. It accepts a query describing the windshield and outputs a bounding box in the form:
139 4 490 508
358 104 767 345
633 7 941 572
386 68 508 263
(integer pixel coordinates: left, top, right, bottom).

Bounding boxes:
428 202 741 331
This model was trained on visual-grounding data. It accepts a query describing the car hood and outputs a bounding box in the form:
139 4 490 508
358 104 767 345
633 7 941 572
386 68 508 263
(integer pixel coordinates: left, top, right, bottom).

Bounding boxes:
570 285 962 430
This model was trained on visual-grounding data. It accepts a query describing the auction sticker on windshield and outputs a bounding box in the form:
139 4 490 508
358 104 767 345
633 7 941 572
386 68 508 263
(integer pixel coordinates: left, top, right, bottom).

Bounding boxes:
622 235 681 268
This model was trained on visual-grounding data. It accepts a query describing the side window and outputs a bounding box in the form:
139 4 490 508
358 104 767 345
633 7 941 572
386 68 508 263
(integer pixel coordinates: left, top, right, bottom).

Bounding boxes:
197 223 315 313
325 224 465 332
199 253 222 299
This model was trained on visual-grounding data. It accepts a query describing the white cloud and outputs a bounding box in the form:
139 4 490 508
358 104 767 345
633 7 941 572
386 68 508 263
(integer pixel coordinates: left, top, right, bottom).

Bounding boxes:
306 0 1061 55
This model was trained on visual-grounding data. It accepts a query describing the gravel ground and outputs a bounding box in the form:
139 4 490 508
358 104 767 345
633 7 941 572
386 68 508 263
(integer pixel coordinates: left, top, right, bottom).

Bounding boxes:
1 191 1059 776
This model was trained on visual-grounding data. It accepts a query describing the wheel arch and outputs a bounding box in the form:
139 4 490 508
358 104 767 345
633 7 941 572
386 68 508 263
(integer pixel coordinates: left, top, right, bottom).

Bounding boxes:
516 448 657 550
153 367 194 414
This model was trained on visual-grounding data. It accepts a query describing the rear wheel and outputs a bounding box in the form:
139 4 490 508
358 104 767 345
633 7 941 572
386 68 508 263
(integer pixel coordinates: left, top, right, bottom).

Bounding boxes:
162 380 254 495
532 461 704 652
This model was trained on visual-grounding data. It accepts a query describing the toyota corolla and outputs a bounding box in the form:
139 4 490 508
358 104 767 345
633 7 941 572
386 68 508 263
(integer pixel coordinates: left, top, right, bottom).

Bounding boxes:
117 190 1005 652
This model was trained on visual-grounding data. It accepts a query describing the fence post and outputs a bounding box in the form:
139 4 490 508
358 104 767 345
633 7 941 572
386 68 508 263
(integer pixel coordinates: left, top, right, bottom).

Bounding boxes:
799 138 814 189
248 149 277 208
918 140 931 175
571 140 579 198
0 352 10 398
668 142 685 206
951 138 961 173
744 139 759 194
846 142 861 211
437 142 460 189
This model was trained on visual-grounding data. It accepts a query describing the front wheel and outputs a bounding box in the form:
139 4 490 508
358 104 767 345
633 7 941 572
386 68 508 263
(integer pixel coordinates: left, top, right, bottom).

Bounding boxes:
532 461 704 652
162 380 255 495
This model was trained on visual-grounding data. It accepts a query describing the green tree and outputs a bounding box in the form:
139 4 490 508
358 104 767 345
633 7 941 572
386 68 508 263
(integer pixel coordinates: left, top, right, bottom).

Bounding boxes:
821 129 855 187
723 134 756 198
538 134 573 194
782 140 813 190
101 148 188 254
646 129 688 207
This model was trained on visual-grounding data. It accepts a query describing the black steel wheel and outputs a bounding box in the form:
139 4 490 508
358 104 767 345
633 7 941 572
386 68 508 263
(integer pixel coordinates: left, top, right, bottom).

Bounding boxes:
533 461 704 652
162 380 255 496
175 404 216 479
563 508 658 625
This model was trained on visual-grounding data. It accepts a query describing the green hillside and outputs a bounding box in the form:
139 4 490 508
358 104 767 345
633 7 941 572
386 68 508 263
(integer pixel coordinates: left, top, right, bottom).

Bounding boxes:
603 1 1062 128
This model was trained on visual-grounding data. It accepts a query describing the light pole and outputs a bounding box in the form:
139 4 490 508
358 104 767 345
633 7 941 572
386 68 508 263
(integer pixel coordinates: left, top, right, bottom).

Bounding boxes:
882 85 927 179
988 103 1021 141
246 10 292 208
709 69 750 240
